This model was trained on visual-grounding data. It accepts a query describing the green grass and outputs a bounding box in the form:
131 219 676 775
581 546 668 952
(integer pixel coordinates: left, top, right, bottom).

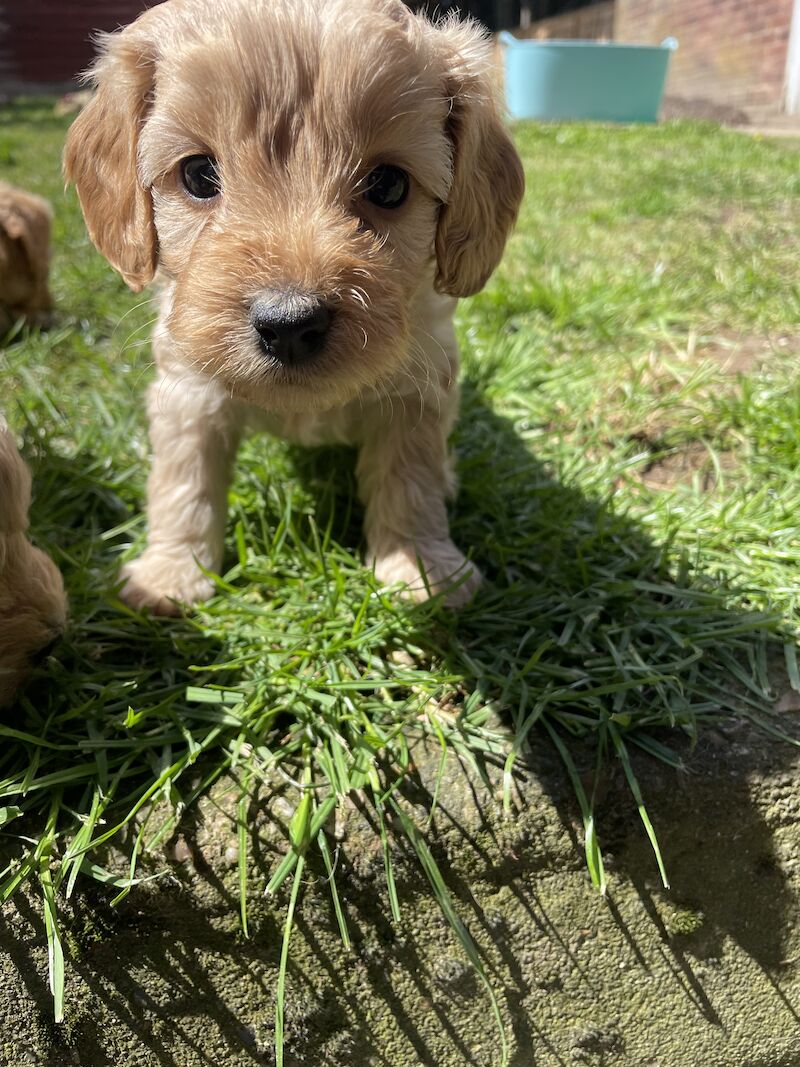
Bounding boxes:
2 98 800 1059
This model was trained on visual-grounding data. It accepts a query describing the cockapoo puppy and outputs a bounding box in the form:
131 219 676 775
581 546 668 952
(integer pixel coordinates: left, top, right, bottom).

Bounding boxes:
0 421 67 706
64 0 524 612
0 182 53 335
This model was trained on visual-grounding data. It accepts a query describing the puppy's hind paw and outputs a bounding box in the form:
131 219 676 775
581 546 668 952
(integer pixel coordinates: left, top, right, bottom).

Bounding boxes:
371 540 482 608
119 550 216 616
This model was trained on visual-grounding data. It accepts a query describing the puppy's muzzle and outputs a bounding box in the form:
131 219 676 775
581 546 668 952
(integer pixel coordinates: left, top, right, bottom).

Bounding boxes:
251 289 332 366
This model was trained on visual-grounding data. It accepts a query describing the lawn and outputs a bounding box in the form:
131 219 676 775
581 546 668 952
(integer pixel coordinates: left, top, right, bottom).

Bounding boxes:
2 98 800 1062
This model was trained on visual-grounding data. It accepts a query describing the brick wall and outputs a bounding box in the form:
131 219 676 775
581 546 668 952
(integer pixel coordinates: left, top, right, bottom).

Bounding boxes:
517 1 615 40
5 1 514 91
0 1 158 91
615 0 795 118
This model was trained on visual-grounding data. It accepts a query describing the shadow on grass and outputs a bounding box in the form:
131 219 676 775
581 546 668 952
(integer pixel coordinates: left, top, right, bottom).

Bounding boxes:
3 380 800 1064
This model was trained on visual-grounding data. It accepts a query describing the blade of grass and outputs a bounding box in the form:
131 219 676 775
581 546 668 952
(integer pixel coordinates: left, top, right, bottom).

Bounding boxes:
543 719 607 894
317 827 350 950
237 772 251 938
609 723 670 889
389 798 509 1067
39 792 65 1023
275 853 305 1067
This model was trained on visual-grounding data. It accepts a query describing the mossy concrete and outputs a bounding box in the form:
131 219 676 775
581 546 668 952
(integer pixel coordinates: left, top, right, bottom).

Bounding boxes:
2 718 800 1066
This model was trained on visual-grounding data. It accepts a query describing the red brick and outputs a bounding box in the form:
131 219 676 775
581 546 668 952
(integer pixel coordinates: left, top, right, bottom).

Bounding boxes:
614 0 793 116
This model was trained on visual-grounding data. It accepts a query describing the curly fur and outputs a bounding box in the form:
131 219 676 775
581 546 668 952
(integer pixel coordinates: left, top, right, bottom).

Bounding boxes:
64 0 524 611
0 422 67 706
0 182 53 334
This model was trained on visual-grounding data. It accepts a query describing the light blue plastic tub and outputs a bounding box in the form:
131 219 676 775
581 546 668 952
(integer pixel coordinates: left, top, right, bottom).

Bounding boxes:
499 32 678 124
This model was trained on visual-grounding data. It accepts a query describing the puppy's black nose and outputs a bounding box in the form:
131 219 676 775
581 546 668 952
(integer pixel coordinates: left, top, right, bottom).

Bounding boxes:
251 289 332 365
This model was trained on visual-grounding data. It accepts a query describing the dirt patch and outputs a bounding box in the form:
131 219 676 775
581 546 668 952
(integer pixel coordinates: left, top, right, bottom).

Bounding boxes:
613 330 800 489
661 96 751 126
692 330 799 376
639 442 738 492
2 716 800 1067
603 331 796 451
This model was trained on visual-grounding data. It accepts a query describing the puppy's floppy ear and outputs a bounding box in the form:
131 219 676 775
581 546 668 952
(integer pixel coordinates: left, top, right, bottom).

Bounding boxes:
63 21 159 292
429 18 525 298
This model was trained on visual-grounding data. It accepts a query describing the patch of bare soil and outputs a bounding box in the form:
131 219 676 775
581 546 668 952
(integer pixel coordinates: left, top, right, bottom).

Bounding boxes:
693 331 799 377
619 331 799 491
2 711 800 1067
604 331 797 453
639 442 738 492
661 96 751 126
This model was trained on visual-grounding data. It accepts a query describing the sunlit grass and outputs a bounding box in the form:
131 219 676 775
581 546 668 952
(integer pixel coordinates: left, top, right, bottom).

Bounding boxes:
2 100 800 1060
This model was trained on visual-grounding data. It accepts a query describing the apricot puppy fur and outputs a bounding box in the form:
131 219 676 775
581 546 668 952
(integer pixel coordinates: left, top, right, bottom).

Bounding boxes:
0 182 53 334
64 0 524 612
0 422 67 706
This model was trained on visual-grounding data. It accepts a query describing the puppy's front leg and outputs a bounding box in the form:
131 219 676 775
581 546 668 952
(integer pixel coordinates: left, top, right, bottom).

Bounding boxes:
357 400 481 607
121 371 242 615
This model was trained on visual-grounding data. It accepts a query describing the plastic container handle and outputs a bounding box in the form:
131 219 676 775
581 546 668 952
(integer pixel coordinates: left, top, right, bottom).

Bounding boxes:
498 31 518 49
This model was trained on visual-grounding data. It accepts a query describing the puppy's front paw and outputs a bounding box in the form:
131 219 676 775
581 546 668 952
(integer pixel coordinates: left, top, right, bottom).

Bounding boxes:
372 540 482 607
119 550 215 616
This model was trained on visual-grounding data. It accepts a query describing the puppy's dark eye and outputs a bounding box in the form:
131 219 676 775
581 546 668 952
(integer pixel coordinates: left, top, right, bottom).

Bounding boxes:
363 165 409 210
180 155 221 200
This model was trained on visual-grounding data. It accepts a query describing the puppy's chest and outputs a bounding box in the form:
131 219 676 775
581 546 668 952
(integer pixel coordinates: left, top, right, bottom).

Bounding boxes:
251 406 362 448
